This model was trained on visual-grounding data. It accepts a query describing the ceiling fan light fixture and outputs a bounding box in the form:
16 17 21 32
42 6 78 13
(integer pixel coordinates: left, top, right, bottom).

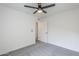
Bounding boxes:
37 9 43 13
24 3 55 14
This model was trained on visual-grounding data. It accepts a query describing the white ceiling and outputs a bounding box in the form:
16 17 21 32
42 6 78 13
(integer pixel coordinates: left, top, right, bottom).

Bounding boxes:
0 3 79 18
0 3 51 14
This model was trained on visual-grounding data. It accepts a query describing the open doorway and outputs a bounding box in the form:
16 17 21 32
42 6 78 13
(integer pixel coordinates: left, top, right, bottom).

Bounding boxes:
35 22 38 42
35 19 48 43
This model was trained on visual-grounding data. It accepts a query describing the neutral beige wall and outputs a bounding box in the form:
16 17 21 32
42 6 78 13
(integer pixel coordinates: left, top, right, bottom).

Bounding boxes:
0 5 35 55
42 8 79 52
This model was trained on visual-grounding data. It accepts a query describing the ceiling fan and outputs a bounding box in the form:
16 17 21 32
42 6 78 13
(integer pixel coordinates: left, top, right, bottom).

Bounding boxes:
24 3 55 14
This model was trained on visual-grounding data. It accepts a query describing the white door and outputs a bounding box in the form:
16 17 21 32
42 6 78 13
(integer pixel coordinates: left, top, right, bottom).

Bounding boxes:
38 20 48 43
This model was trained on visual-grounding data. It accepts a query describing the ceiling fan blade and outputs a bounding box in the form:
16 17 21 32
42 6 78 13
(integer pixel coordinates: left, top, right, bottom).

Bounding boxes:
24 5 38 9
33 10 38 14
42 4 55 9
42 10 47 13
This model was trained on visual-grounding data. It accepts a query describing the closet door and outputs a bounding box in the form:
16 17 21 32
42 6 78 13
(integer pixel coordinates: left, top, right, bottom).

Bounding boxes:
38 20 48 43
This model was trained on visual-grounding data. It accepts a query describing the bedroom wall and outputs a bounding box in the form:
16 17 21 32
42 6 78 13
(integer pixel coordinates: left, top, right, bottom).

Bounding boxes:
0 5 36 55
42 8 79 52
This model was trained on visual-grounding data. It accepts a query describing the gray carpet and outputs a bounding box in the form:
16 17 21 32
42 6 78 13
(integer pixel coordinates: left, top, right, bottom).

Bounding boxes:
1 40 79 56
